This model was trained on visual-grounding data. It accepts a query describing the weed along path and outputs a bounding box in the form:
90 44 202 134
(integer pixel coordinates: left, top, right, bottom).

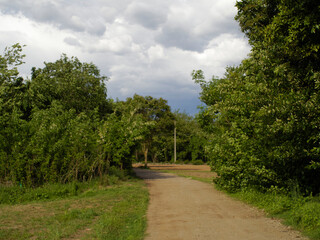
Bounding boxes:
134 167 306 240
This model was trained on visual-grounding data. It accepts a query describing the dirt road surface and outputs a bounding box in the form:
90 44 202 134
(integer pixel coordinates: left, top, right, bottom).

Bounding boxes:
134 167 306 240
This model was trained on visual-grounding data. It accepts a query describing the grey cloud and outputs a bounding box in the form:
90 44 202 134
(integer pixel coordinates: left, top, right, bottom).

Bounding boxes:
205 19 242 40
107 70 202 114
156 26 209 52
64 37 81 46
1 0 63 24
126 2 167 30
153 0 243 52
156 17 242 52
32 3 63 23
64 16 106 36
100 6 118 22
86 21 106 36
0 0 107 36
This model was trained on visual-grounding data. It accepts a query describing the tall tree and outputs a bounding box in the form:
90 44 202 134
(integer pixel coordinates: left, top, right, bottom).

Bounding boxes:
173 111 207 163
0 47 114 185
125 95 174 166
30 54 111 117
195 0 320 193
0 44 29 182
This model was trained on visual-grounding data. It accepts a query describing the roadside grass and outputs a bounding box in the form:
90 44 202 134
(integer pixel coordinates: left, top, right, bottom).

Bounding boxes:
154 169 214 184
230 190 320 240
0 172 148 240
0 166 129 205
155 165 320 240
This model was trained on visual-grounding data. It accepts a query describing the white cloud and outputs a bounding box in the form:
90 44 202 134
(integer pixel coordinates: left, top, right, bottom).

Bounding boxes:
194 34 250 76
148 45 165 61
0 0 250 114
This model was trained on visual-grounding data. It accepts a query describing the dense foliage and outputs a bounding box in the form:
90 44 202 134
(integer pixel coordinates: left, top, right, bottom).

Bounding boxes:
195 0 320 194
0 44 206 186
111 96 206 165
174 112 207 164
0 46 112 185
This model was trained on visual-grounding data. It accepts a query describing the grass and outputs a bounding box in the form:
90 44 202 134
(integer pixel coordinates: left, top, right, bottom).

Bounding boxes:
0 173 149 240
230 190 320 240
154 169 214 184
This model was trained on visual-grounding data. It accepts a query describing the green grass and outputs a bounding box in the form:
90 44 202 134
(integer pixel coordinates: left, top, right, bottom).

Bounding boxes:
230 190 320 240
0 167 129 205
181 175 212 184
155 169 214 184
0 174 149 240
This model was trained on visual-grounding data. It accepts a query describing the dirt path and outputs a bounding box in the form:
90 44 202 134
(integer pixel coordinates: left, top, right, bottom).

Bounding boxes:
134 168 306 240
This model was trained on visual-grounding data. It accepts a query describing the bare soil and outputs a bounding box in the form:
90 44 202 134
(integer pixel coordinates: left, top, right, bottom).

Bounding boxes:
134 165 306 240
133 163 211 171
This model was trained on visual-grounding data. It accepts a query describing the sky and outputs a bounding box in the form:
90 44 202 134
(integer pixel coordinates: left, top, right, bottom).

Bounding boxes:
0 0 251 115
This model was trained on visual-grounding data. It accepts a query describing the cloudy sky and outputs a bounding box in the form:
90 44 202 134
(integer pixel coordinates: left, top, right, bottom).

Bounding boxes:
0 0 250 114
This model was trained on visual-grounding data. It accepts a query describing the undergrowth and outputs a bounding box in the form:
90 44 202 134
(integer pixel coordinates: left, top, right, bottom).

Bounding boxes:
230 190 320 239
0 166 130 205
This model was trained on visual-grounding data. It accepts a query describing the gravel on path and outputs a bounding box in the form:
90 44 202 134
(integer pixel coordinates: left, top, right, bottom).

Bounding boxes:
134 168 306 240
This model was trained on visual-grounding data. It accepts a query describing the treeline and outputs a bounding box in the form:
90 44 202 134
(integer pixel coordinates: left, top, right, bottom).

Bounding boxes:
0 44 205 186
195 0 320 194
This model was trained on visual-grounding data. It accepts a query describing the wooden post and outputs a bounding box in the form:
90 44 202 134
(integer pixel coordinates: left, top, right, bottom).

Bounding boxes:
174 120 176 163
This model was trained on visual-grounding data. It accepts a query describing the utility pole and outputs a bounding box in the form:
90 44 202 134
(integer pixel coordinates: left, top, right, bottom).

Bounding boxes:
174 120 176 163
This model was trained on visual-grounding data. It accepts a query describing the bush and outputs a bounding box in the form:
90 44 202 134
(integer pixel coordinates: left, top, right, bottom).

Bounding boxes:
0 179 97 204
192 160 204 165
109 166 128 181
288 201 320 232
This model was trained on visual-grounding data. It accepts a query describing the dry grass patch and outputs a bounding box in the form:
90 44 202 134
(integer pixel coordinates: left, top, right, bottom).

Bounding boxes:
168 170 216 179
138 163 216 183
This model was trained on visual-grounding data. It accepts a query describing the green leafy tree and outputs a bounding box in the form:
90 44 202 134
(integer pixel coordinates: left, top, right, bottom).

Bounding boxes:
195 0 320 193
21 102 96 184
0 44 30 182
99 100 147 170
173 111 207 163
0 47 114 186
123 95 174 166
30 54 111 117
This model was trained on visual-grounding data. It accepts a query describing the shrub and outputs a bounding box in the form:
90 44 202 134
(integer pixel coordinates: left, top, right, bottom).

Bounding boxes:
192 160 204 165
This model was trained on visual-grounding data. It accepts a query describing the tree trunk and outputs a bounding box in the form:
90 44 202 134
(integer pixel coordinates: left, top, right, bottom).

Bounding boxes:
143 143 148 167
152 153 158 163
135 149 138 162
75 160 78 181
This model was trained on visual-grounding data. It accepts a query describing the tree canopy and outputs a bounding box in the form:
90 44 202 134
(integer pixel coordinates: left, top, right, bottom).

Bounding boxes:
0 47 113 185
195 0 320 194
120 94 174 166
30 55 111 116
